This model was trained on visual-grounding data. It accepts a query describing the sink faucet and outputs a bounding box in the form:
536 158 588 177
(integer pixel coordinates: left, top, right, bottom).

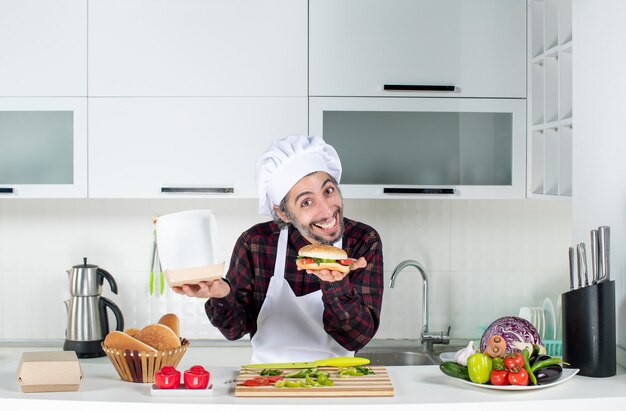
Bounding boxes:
389 260 450 354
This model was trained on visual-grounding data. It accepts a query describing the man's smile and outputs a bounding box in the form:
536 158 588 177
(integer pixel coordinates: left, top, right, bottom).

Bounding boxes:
313 215 338 231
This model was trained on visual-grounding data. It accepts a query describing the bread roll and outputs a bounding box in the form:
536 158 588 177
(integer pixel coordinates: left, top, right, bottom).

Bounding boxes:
298 244 347 260
296 260 351 274
103 331 157 352
135 324 181 351
157 313 180 337
123 328 141 338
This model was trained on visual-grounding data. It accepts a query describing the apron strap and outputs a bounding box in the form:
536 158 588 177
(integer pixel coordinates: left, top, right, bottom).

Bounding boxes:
274 228 289 280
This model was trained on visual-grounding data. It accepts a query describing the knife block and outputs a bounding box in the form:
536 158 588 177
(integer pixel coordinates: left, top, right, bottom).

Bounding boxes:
561 280 616 377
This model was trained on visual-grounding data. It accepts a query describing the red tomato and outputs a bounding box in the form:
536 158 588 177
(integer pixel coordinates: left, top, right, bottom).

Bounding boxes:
298 258 315 265
508 368 529 386
489 369 509 386
243 379 260 386
154 366 181 389
267 376 284 383
503 352 524 372
253 377 270 386
183 365 210 389
337 259 353 266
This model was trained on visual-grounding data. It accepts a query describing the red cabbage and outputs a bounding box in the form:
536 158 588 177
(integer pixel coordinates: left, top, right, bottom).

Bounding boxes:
480 316 542 354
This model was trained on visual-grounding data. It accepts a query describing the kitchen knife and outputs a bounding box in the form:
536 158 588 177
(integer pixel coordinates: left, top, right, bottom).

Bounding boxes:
598 226 610 282
590 229 599 284
242 356 370 369
577 243 589 287
576 243 584 288
568 246 575 290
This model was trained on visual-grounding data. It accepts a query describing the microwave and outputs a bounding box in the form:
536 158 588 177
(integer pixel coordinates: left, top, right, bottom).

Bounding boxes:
309 97 526 199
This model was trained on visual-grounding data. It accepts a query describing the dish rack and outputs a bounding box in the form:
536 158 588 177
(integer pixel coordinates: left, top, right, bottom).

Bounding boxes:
543 340 563 357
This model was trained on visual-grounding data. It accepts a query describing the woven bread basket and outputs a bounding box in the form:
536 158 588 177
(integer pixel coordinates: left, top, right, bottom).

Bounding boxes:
102 339 189 383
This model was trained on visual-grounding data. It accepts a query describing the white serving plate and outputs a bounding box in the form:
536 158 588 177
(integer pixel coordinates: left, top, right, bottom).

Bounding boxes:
439 352 457 363
447 368 579 391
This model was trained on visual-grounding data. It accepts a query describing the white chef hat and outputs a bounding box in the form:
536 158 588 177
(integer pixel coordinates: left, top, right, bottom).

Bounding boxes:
256 134 342 216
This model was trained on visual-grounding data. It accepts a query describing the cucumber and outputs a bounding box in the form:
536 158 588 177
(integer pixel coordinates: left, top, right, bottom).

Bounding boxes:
439 361 470 380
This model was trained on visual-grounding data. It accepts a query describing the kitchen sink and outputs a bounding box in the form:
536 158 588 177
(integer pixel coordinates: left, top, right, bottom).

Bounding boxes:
357 348 439 366
356 342 465 366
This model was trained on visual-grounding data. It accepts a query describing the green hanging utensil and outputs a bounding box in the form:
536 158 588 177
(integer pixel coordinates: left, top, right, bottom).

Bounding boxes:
149 228 157 296
153 226 165 296
158 259 165 296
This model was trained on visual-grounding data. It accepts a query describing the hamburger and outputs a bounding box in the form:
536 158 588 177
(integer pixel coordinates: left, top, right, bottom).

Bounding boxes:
296 244 355 274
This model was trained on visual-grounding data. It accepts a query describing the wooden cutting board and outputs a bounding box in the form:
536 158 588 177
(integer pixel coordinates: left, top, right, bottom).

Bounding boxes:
235 366 394 397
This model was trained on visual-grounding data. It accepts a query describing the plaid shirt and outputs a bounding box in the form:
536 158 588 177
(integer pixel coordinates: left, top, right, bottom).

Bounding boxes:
205 217 383 352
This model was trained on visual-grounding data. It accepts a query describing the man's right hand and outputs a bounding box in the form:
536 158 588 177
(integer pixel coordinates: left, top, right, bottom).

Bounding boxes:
171 278 230 299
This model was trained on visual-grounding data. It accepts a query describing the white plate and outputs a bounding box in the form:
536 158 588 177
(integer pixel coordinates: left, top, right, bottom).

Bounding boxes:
439 352 457 362
529 307 538 335
448 368 579 391
536 307 545 340
543 298 557 340
518 307 532 322
150 383 214 397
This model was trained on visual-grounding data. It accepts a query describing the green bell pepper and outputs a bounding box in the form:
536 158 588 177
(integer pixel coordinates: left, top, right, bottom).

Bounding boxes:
467 353 493 384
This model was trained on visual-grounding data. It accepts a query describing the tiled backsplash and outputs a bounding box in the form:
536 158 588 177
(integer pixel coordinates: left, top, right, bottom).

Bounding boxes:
0 198 571 341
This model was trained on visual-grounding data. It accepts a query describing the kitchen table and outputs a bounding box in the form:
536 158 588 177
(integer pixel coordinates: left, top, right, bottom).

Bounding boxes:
1 344 625 411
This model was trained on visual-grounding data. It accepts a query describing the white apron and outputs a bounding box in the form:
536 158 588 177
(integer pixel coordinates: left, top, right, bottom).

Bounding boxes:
250 228 354 363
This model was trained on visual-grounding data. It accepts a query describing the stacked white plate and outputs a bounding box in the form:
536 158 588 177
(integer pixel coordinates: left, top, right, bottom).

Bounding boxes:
518 298 560 355
518 306 546 339
543 298 557 341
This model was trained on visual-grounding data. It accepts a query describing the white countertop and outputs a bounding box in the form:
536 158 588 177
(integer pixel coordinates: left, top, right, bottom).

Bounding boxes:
2 345 626 411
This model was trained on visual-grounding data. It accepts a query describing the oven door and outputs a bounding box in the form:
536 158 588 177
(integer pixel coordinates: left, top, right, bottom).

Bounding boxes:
309 97 526 199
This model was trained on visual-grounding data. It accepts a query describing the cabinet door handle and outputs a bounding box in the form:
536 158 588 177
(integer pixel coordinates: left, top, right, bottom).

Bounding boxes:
383 188 455 195
0 187 14 194
383 84 456 92
161 186 235 194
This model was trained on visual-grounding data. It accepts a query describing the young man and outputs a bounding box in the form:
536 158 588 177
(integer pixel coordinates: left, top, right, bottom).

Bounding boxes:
173 135 383 363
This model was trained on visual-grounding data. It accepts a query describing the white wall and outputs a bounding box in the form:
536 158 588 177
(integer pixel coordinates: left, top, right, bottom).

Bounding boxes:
572 0 626 366
0 198 570 342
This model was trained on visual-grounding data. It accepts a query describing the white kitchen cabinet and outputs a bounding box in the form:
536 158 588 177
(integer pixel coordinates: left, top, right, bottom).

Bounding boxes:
309 0 527 98
0 98 88 198
88 0 307 97
310 97 527 199
88 97 307 198
527 0 573 198
0 0 87 96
